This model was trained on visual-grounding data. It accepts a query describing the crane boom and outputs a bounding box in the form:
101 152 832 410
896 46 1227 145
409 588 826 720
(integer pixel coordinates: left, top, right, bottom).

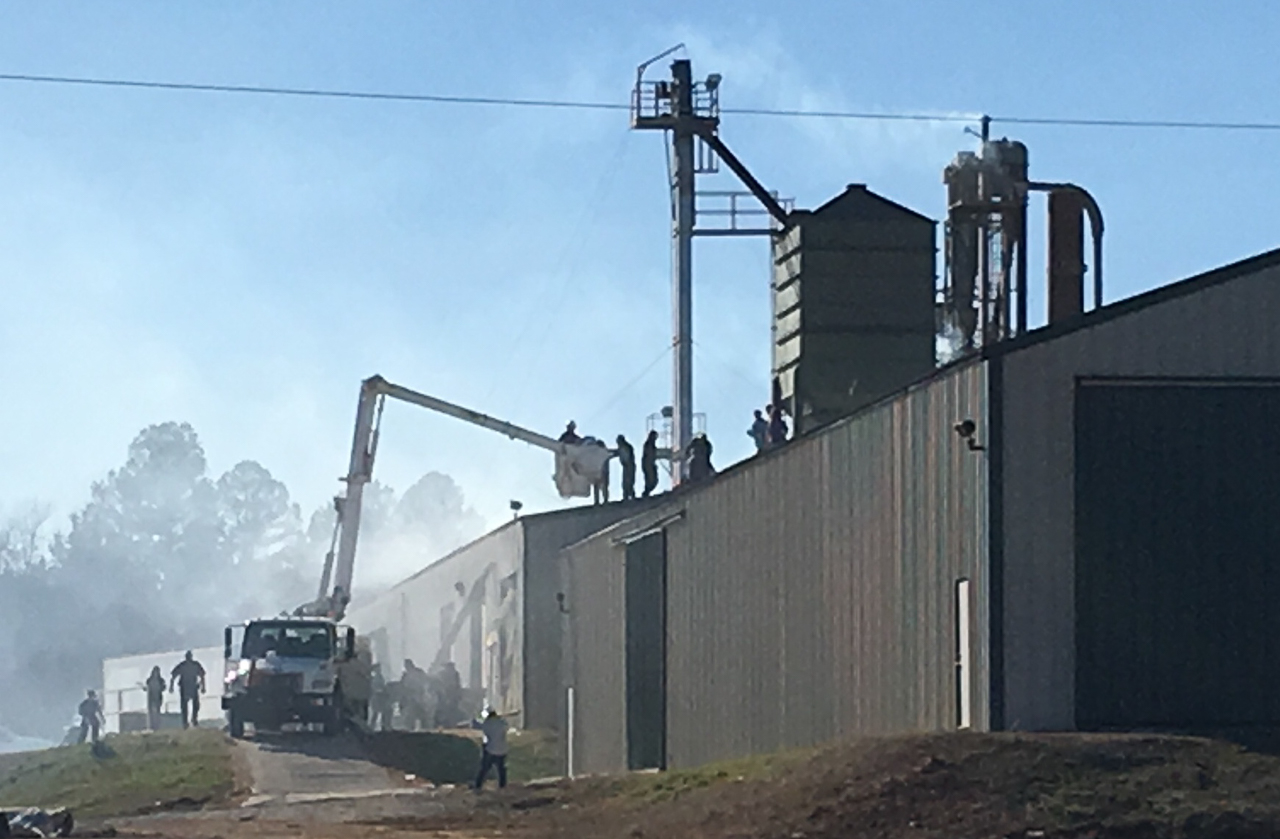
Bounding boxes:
298 374 613 621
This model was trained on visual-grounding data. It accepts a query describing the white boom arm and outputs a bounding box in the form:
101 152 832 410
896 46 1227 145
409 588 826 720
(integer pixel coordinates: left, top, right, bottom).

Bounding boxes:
298 374 612 621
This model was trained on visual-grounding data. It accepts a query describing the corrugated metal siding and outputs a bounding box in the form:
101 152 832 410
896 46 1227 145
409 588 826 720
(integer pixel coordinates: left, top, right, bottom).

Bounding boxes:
1000 261 1280 731
345 522 525 714
562 527 636 774
521 501 667 732
565 360 989 772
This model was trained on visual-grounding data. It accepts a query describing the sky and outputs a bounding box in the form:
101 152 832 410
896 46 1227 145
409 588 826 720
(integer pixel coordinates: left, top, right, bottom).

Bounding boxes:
4 1 1280 587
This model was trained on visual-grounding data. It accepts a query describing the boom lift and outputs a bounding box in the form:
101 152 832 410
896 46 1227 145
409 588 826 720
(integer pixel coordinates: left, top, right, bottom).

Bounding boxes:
298 374 615 622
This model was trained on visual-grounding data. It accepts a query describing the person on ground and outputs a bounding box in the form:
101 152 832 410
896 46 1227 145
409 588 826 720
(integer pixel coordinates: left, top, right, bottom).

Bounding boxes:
558 421 582 445
641 430 660 498
369 664 394 731
615 434 637 501
170 651 206 729
77 690 103 744
145 666 166 731
435 661 464 728
400 659 433 731
471 709 510 791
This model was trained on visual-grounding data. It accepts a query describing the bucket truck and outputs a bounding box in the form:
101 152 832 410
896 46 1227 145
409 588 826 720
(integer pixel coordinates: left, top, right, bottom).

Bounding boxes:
221 375 613 737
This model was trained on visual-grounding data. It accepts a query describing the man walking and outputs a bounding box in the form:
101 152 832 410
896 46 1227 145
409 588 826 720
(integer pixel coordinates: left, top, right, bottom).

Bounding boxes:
471 709 510 790
615 434 637 501
170 651 206 729
77 690 104 744
641 430 660 498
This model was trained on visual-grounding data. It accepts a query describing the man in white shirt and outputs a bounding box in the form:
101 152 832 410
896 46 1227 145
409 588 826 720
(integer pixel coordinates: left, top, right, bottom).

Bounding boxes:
472 709 510 790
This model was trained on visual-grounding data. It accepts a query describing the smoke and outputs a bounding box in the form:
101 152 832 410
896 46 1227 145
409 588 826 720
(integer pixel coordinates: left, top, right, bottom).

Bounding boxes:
936 316 968 366
0 422 485 742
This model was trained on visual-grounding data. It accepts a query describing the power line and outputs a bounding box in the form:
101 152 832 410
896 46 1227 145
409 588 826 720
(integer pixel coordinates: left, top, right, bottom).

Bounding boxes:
0 72 629 112
5 71 1280 133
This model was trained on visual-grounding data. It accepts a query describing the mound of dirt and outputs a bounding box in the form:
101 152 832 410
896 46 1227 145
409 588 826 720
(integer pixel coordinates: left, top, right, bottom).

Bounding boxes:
387 732 1280 839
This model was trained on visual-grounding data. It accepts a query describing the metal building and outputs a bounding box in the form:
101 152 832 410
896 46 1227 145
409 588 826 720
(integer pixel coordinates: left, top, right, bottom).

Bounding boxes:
772 184 937 435
345 500 662 731
561 247 1280 774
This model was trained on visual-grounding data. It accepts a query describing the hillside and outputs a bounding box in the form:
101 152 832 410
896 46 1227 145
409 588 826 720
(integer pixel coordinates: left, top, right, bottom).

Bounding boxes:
0 730 239 819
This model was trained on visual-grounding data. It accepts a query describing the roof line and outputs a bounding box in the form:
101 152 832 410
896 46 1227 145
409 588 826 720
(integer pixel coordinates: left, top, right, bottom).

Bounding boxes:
988 245 1280 355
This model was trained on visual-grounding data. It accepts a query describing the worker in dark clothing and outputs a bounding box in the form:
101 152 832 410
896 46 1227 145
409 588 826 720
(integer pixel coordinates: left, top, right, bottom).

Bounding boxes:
767 403 789 447
687 433 715 482
369 664 393 731
615 434 637 501
145 666 166 730
748 409 768 453
435 661 464 728
641 430 660 498
558 421 582 445
77 690 103 744
170 651 206 729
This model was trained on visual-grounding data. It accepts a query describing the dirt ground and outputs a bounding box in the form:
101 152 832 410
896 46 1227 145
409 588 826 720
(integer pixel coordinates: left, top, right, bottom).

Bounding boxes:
97 732 1280 839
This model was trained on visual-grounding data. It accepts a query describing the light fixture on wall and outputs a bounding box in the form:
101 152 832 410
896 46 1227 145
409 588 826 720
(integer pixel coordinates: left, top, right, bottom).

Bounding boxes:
954 419 986 451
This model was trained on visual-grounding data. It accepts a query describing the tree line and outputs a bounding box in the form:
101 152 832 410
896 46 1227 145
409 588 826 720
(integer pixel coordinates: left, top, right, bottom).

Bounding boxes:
0 421 484 739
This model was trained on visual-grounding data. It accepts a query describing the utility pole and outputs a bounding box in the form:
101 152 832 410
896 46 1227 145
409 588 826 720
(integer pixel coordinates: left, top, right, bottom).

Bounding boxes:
670 59 696 485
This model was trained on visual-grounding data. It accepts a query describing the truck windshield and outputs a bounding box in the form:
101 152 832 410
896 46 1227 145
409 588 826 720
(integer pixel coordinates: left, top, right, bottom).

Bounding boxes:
242 624 332 659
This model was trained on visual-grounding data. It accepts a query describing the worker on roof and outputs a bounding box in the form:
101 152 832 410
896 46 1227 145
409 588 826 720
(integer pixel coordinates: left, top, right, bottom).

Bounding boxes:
641 431 660 498
767 403 789 448
592 439 611 505
558 421 582 445
687 433 715 483
77 690 103 745
748 409 768 453
170 651 207 729
615 434 637 501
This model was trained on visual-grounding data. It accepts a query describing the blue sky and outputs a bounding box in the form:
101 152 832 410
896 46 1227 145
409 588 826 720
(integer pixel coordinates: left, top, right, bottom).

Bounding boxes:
3 1 1280 580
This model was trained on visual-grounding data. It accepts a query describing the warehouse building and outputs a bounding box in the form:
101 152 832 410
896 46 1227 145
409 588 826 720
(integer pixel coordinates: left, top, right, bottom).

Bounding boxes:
560 246 1280 774
345 500 662 731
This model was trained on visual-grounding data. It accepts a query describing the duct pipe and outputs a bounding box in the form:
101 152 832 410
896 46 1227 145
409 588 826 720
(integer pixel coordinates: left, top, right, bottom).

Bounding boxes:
1028 181 1104 310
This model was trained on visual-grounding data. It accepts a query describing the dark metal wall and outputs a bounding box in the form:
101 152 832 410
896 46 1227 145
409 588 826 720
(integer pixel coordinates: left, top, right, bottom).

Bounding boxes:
1075 380 1280 728
564 360 989 773
999 257 1280 730
772 185 937 434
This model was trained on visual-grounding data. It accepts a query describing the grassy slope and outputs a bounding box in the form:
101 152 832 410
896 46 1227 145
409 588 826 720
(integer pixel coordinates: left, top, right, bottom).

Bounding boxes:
0 730 238 819
391 732 1280 839
360 728 562 785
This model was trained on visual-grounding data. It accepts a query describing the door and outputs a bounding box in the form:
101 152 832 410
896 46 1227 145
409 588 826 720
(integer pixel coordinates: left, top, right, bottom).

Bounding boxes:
955 578 972 729
625 531 667 770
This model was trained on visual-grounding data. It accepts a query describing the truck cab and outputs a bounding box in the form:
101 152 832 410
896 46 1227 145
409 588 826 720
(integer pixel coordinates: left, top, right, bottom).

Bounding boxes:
222 617 360 738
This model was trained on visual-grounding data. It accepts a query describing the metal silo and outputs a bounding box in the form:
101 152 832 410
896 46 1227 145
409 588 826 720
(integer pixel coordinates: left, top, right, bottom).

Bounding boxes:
772 184 937 435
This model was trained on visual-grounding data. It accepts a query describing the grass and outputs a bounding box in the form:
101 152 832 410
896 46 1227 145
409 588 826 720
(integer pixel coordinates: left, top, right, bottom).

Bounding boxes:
360 727 565 785
0 730 238 819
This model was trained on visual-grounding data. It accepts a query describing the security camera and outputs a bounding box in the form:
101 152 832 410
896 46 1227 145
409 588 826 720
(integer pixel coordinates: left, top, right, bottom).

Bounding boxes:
954 419 977 438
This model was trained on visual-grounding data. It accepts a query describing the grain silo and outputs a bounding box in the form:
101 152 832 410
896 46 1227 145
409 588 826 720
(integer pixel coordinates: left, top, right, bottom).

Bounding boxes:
772 184 936 435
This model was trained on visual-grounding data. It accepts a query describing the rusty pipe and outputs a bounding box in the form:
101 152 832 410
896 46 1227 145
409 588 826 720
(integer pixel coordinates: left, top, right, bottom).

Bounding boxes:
1027 181 1104 310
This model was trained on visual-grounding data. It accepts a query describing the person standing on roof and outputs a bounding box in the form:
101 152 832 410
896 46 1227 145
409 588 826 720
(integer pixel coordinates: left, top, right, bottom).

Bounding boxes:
615 434 637 501
145 666 166 731
687 433 715 482
471 709 510 791
748 409 768 453
767 403 789 448
641 430 660 498
170 651 206 729
558 421 582 445
77 690 104 744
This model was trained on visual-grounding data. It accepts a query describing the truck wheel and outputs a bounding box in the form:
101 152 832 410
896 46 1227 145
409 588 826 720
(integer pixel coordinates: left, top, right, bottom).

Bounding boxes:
228 710 245 739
